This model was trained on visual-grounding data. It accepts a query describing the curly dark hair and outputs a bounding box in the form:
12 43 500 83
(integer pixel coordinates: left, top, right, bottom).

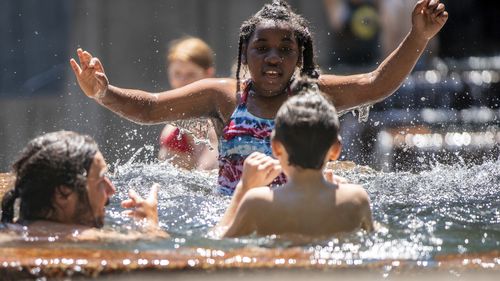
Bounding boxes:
1 131 98 223
235 0 319 92
273 77 340 169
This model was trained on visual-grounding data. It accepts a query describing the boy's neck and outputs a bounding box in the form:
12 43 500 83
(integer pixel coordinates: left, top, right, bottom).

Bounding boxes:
285 166 328 189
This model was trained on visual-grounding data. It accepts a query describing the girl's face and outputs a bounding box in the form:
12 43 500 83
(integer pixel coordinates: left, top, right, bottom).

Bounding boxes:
168 59 213 89
244 21 300 96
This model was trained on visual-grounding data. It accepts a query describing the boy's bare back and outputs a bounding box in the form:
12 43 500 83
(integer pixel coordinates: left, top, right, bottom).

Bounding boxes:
235 181 373 237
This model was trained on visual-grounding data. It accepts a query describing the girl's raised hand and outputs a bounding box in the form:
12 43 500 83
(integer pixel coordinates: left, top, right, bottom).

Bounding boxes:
69 48 109 101
411 0 448 40
240 152 282 190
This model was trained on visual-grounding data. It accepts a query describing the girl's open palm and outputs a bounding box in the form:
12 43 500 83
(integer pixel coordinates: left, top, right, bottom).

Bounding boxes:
69 48 109 100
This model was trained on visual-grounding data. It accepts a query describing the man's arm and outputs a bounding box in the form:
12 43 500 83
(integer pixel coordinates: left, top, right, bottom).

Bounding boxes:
121 183 165 235
319 0 448 112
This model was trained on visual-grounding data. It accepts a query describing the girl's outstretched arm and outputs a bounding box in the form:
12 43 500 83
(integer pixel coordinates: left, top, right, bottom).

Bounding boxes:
319 0 448 112
70 48 237 125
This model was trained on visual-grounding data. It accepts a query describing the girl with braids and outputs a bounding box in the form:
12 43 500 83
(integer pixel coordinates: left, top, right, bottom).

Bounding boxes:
70 0 448 195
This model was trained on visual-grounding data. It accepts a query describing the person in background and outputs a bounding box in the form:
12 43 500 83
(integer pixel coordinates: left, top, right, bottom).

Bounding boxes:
379 0 438 68
323 0 381 68
159 37 219 170
323 0 438 69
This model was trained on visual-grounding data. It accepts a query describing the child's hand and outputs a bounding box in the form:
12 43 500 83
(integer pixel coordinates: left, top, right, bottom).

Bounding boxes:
241 152 282 190
411 0 448 40
323 168 348 185
121 183 159 226
70 48 109 101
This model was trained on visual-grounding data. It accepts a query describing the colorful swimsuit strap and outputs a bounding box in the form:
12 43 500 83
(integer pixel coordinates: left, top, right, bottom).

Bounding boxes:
217 79 290 195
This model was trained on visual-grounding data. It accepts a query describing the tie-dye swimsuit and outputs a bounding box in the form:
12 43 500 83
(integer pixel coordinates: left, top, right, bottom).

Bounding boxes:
218 80 288 195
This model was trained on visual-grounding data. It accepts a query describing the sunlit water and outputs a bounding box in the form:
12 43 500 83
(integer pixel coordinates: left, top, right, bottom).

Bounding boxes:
2 156 500 264
82 158 500 260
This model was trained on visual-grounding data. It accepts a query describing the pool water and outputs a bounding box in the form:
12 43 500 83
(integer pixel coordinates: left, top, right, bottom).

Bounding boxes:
1 158 500 278
101 159 500 259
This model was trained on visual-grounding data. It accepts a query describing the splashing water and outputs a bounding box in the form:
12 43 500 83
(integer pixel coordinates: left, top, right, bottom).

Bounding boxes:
2 156 499 263
170 118 213 148
351 104 373 123
95 157 500 260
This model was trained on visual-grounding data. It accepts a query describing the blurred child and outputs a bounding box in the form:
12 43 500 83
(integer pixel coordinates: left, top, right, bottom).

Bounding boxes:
159 37 218 170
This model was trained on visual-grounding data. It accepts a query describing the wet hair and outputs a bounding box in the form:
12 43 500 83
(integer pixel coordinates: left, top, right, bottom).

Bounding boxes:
1 131 98 223
235 0 320 91
273 77 340 169
167 37 214 70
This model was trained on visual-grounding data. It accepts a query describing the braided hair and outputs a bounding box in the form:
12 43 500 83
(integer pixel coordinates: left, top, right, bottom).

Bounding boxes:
235 0 320 92
1 131 98 223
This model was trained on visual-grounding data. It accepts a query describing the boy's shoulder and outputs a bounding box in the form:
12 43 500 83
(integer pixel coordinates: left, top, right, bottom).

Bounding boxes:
238 186 276 216
335 183 370 205
242 186 274 203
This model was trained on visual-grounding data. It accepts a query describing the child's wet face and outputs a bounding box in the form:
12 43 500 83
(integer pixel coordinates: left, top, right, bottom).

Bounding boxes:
168 60 210 89
245 21 300 96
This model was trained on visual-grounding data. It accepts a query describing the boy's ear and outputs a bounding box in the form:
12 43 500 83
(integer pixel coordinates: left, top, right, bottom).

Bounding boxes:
328 139 342 161
271 138 284 158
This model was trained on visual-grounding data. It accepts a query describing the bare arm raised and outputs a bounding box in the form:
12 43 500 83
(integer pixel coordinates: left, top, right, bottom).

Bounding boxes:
70 49 237 125
319 0 448 112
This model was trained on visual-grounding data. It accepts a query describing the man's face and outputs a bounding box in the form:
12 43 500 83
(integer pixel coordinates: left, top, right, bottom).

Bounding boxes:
72 152 116 228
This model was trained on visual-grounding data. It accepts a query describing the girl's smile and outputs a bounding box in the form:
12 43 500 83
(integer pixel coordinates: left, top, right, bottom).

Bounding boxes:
245 21 300 97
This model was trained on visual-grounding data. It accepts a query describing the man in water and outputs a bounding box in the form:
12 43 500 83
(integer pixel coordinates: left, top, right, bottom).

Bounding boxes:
1 131 161 238
217 80 373 237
